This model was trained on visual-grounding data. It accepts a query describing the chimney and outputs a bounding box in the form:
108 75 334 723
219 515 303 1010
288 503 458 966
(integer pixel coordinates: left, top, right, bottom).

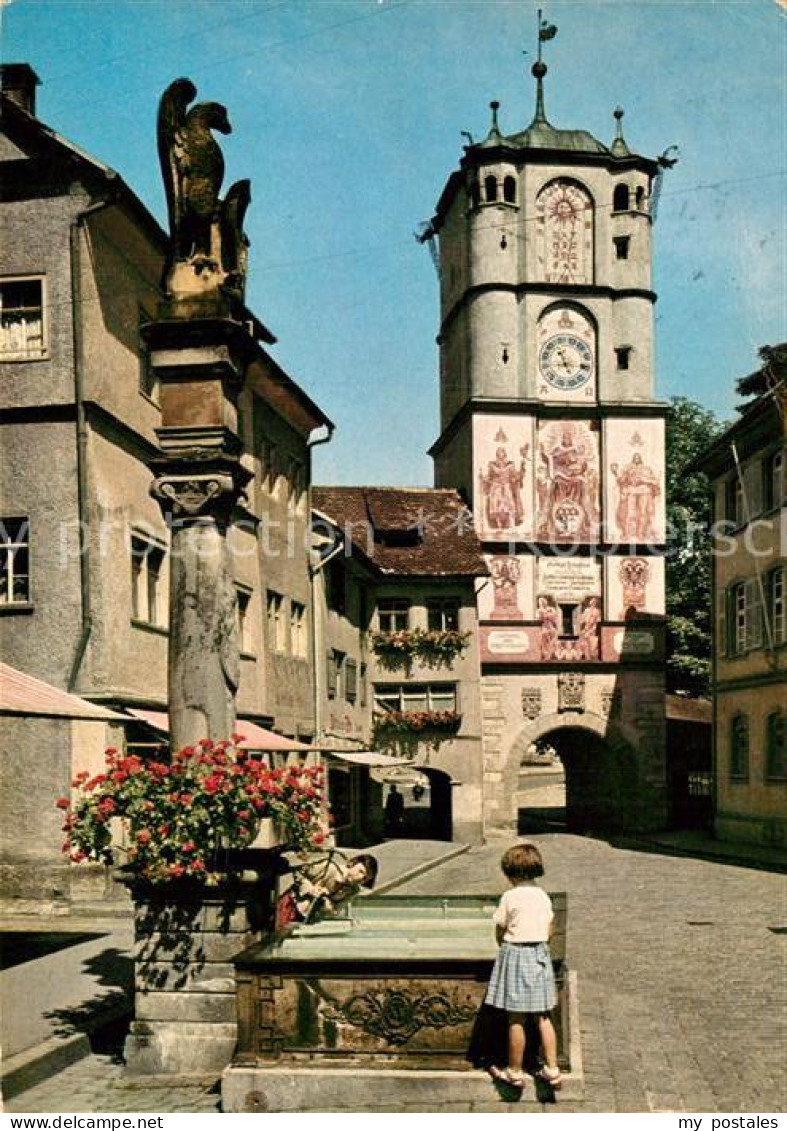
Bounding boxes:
0 64 41 116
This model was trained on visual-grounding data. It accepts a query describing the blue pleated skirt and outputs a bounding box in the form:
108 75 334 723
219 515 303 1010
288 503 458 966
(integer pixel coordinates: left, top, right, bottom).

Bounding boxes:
484 941 557 1014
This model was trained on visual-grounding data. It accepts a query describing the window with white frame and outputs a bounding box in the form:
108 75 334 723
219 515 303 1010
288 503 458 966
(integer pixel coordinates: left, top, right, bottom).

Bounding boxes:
373 684 457 714
0 277 46 360
290 600 307 658
0 517 30 605
266 591 285 652
727 579 763 655
236 585 252 655
427 597 460 632
377 597 410 633
131 534 166 626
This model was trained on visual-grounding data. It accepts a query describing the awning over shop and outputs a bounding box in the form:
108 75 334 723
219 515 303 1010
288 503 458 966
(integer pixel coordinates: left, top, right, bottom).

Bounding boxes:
0 663 128 721
125 708 312 751
321 749 412 767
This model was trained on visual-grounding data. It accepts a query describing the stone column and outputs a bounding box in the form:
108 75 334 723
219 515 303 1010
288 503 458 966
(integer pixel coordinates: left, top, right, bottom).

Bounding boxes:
145 316 254 751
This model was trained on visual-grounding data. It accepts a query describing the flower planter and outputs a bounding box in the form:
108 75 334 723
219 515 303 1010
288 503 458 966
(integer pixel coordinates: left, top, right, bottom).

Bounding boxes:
372 710 462 757
249 818 286 850
371 629 471 674
123 874 269 1077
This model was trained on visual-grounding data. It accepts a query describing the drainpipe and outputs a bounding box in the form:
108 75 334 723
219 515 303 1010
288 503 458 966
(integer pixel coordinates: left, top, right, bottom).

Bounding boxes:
67 192 117 691
305 424 336 741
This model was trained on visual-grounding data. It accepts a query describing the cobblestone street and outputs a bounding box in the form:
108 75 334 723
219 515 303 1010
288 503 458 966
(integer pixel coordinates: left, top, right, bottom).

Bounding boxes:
399 835 787 1114
5 834 786 1114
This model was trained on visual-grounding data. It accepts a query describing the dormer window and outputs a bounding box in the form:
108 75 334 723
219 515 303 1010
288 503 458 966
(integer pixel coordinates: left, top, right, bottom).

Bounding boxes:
613 183 630 212
503 176 517 204
484 175 498 203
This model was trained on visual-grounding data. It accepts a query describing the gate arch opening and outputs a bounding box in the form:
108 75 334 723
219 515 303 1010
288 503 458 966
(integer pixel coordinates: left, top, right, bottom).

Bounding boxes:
379 766 453 841
509 714 642 835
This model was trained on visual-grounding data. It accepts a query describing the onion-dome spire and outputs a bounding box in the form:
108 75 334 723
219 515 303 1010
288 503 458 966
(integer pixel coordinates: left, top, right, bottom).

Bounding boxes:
610 106 631 157
478 100 505 148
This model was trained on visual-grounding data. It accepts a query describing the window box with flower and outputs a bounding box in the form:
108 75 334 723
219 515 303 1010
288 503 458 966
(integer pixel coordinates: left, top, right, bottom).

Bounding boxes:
371 627 471 674
372 709 462 757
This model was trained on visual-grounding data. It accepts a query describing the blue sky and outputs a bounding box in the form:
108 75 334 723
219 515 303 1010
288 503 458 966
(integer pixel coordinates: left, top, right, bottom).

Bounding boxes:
4 0 785 485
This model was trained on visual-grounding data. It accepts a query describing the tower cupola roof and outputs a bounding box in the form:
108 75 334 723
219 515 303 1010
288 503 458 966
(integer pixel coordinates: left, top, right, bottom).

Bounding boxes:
610 106 631 157
478 100 505 149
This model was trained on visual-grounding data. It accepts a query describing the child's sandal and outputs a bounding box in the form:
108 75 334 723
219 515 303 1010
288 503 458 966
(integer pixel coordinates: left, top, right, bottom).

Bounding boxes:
490 1066 526 1088
537 1066 562 1089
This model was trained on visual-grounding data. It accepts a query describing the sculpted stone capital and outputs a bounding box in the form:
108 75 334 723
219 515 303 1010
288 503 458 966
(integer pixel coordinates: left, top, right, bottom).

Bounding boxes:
151 472 243 520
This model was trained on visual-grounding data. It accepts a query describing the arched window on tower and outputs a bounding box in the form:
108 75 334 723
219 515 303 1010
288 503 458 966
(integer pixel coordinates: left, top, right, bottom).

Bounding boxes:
503 175 517 204
469 179 481 209
535 179 594 285
613 183 630 213
635 185 646 210
484 175 498 203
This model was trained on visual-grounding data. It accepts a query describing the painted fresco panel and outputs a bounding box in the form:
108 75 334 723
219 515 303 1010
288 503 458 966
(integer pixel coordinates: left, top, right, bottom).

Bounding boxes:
480 625 539 663
480 623 665 665
534 179 594 285
600 623 666 663
474 416 535 539
605 419 665 544
536 420 600 542
536 557 602 661
477 554 535 621
605 555 666 620
536 305 597 403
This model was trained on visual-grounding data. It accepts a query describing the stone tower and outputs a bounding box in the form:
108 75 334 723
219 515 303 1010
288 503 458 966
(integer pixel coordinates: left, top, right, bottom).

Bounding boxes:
429 45 669 834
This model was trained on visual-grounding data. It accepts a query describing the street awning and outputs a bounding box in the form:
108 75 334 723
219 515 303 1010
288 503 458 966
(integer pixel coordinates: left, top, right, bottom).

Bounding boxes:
125 709 312 751
321 749 412 767
0 663 129 721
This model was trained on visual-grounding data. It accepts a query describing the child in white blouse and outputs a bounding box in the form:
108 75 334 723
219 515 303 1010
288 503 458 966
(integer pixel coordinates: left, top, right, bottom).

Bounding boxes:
485 842 561 1090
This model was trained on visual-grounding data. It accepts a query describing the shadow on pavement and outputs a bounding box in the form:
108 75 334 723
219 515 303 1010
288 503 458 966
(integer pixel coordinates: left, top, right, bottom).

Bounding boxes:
0 932 104 971
43 945 133 1059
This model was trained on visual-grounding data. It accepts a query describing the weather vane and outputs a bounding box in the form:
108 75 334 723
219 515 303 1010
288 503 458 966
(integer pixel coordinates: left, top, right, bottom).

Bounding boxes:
537 9 558 63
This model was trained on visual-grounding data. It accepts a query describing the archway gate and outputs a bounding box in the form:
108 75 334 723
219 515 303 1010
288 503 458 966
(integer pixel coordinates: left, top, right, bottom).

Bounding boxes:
486 710 667 836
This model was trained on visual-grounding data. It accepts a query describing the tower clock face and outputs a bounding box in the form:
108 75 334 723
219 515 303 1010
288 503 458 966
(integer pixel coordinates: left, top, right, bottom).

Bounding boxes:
539 333 593 390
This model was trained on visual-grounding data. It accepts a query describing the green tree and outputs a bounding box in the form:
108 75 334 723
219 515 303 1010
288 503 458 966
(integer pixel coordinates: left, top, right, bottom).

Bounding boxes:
665 396 725 697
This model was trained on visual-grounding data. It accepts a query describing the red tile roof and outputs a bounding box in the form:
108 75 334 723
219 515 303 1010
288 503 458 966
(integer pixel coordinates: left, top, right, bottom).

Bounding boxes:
312 486 487 578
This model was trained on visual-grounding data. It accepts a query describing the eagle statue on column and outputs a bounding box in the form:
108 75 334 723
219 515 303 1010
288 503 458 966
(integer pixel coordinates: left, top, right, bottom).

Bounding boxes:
157 78 251 305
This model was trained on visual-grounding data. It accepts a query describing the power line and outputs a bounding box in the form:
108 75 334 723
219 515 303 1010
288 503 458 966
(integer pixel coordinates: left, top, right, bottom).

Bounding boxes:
42 1 293 87
24 166 786 321
42 0 412 111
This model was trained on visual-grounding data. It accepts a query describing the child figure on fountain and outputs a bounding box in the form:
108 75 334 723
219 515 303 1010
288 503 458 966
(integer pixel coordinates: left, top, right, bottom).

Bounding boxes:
486 842 562 1090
